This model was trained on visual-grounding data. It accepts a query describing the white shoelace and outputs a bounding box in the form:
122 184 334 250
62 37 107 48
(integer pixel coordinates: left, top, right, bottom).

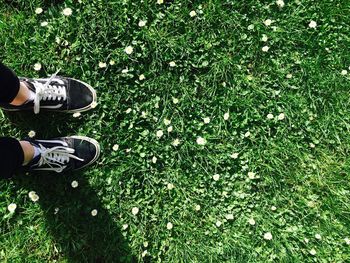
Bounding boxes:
35 144 84 173
33 70 67 114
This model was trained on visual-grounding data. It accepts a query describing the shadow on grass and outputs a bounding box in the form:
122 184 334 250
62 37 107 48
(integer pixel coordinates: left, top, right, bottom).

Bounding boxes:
5 111 82 139
5 112 136 263
14 172 135 263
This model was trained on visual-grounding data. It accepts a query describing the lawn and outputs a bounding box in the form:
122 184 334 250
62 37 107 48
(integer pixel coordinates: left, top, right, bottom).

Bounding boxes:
0 0 350 262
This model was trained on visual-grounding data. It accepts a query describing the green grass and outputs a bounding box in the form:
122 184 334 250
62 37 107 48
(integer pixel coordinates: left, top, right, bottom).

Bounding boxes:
1 0 350 262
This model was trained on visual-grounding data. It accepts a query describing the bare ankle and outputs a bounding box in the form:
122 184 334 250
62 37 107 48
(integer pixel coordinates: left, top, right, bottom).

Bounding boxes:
10 82 31 106
20 141 35 165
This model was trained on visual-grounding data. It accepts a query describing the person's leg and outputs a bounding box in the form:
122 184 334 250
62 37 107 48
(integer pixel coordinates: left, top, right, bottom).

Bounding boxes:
0 62 33 106
0 62 19 103
0 137 25 179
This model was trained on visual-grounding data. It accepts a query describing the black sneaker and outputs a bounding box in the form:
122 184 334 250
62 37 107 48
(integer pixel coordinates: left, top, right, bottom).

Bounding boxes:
23 136 100 173
0 70 97 114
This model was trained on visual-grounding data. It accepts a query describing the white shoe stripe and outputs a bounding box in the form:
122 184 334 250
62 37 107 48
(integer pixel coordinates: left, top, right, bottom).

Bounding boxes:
34 139 68 147
40 104 63 109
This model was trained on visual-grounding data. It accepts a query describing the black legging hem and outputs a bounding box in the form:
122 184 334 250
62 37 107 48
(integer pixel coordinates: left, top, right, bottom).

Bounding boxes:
0 137 24 179
0 61 20 103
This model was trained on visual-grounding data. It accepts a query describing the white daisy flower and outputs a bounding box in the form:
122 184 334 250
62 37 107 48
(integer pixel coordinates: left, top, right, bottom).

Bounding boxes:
244 131 251 138
73 112 81 118
189 11 197 17
276 0 285 8
344 237 350 245
271 206 277 211
7 203 17 213
40 21 48 27
35 7 43 14
196 137 206 145
98 62 107 68
138 20 147 27
278 113 285 120
230 152 239 159
172 138 180 146
226 214 234 220
315 234 322 240
167 183 174 190
309 20 317 28
223 112 230 120
71 180 79 188
169 61 176 67
248 24 254 30
62 7 73 16
152 156 157 163
286 73 293 79
262 46 270 52
139 74 146 80
28 130 36 138
264 232 273 240
125 46 134 55
91 209 98 216
122 68 129 74
341 70 348 75
142 250 148 258
195 204 201 211
157 0 164 4
109 60 115 65
122 224 129 230
264 19 273 26
112 144 119 151
34 63 42 71
156 130 164 138
167 126 173 133
28 191 36 199
172 97 179 104
132 207 139 215
213 174 220 181
28 191 39 202
203 117 210 124
126 108 132 114
267 113 274 119
261 34 268 42
248 172 256 179
309 248 316 255
166 222 173 230
163 119 171 125
143 241 149 247
248 218 256 225
215 220 222 227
